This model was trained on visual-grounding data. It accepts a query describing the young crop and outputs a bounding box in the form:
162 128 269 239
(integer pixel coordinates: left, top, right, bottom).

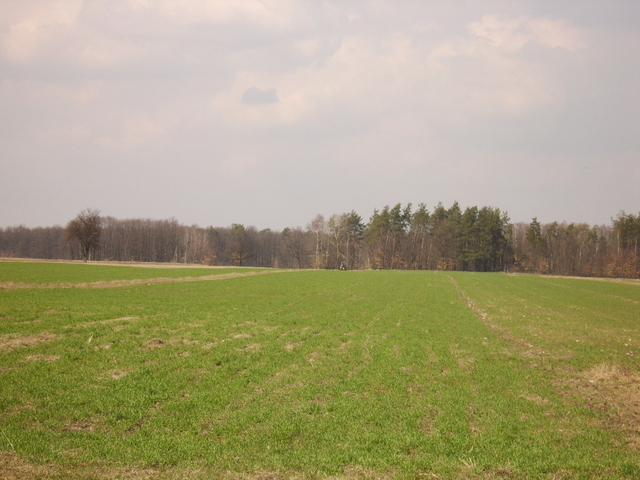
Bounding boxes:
0 265 638 479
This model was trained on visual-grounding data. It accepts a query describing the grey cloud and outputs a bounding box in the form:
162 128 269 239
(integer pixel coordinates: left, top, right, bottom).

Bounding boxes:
241 87 279 105
1 1 638 231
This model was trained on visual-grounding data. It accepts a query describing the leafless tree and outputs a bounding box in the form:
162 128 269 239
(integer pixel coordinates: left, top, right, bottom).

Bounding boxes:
282 227 309 269
307 214 327 269
65 209 102 261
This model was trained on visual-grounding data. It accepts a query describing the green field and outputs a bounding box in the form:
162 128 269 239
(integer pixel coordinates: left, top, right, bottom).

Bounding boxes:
0 262 639 479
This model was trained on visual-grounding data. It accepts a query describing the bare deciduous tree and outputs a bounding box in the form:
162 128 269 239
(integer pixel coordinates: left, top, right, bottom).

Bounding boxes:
65 209 102 261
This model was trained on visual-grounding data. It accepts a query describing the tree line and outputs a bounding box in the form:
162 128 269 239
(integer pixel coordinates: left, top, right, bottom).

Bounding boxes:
1 204 638 278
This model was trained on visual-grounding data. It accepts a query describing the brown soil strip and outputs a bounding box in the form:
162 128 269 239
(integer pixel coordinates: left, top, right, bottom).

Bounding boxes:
0 270 284 290
0 257 235 269
508 272 640 287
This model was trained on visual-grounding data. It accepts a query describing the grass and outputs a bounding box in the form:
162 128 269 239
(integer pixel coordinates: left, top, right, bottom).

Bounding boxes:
0 264 639 479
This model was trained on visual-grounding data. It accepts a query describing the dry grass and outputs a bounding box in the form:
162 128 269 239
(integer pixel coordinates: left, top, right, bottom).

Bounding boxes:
519 393 551 406
565 364 640 451
584 363 621 382
0 333 59 351
24 354 61 362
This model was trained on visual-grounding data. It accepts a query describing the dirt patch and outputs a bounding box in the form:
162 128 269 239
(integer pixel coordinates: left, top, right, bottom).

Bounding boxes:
72 317 139 329
0 451 174 480
140 336 208 350
307 351 323 364
566 363 640 450
24 354 61 362
584 363 621 382
224 472 284 480
335 465 398 480
143 338 165 349
233 333 252 339
0 452 59 480
541 274 640 287
238 343 262 352
0 257 242 268
62 419 103 433
104 368 132 380
519 393 551 405
283 342 302 351
100 316 138 324
0 333 59 351
450 347 475 373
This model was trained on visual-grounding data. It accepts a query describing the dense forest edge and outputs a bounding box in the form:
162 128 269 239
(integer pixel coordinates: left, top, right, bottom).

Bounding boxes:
1 203 638 278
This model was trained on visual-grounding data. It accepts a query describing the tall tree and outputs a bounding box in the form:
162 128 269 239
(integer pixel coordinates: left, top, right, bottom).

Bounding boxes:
524 217 547 272
364 207 391 269
364 204 411 269
612 212 640 277
326 211 365 269
65 209 102 261
613 212 640 253
307 214 327 269
342 211 365 269
430 202 461 270
282 227 309 269
407 203 431 269
228 224 255 266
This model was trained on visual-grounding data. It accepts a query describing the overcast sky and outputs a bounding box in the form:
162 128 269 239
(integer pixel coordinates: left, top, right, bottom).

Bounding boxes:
1 0 638 230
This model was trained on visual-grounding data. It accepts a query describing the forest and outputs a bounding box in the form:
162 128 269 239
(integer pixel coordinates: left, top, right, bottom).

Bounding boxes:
1 203 638 279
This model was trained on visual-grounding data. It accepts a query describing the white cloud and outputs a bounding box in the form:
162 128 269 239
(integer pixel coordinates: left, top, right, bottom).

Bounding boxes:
467 14 587 53
426 14 586 121
1 0 83 63
209 31 433 131
208 11 583 135
241 86 279 105
467 14 530 53
145 0 308 31
1 0 143 68
41 125 90 143
93 107 187 148
529 18 587 51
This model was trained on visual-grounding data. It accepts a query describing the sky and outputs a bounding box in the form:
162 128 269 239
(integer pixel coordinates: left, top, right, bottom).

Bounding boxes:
1 0 639 231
